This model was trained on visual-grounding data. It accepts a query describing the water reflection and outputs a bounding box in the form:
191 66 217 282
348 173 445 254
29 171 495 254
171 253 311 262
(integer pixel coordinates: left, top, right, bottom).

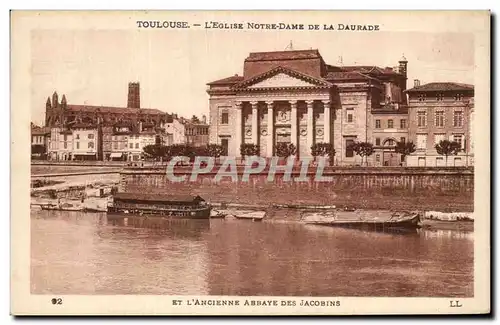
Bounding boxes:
31 209 473 297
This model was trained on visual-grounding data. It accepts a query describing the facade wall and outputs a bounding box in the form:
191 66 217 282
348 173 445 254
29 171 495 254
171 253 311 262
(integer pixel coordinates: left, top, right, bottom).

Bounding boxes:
407 92 473 167
72 129 98 154
370 112 409 167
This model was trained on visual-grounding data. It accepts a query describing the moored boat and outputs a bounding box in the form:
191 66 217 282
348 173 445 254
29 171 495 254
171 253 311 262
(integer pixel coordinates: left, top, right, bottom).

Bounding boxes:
108 192 211 219
232 211 266 221
304 210 421 232
210 210 227 219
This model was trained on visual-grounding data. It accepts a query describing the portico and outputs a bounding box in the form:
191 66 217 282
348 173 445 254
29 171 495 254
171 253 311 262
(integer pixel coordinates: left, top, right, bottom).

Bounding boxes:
233 98 332 158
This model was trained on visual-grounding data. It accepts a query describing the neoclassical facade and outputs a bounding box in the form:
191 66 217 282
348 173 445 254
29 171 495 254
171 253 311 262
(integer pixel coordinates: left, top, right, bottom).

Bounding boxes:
207 49 408 165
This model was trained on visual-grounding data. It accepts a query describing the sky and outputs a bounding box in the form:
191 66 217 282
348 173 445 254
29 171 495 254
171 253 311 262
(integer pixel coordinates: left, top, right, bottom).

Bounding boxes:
30 29 474 125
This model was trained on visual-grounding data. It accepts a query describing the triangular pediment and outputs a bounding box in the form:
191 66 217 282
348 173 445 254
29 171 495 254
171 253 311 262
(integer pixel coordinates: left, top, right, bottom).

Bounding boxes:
248 72 318 88
233 66 332 90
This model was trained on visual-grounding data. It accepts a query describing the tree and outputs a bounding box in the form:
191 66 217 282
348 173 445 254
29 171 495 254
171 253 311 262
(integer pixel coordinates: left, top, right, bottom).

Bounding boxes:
191 115 200 123
275 142 297 159
394 141 416 166
143 144 165 161
435 140 462 166
311 142 336 165
31 144 46 155
350 142 374 166
240 143 260 158
206 144 224 159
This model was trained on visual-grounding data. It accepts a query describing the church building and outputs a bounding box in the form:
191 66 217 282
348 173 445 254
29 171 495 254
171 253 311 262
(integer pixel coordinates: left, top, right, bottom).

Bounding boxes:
207 49 409 166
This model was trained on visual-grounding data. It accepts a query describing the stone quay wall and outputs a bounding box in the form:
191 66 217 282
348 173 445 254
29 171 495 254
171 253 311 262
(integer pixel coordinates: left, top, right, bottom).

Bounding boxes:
118 167 474 212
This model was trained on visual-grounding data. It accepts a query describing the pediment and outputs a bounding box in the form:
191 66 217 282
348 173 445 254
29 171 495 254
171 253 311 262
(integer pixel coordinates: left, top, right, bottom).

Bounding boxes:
247 73 318 88
234 66 332 90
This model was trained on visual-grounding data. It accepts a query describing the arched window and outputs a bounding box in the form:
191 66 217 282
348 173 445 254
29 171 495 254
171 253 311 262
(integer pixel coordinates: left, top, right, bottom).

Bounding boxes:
383 138 396 147
88 142 94 149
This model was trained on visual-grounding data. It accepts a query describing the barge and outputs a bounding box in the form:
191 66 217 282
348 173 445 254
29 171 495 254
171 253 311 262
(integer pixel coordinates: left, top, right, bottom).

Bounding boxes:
108 192 211 219
304 210 421 232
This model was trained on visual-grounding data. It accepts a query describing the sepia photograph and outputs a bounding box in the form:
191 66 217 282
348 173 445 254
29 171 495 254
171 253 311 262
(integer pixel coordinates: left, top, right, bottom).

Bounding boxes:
10 10 490 315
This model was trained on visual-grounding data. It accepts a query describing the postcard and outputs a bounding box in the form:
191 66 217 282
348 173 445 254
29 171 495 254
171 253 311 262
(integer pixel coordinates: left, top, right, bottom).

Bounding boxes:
11 10 490 315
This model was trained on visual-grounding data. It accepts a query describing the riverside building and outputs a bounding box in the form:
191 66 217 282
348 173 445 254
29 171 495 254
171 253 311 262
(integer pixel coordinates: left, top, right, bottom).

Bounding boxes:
207 49 409 166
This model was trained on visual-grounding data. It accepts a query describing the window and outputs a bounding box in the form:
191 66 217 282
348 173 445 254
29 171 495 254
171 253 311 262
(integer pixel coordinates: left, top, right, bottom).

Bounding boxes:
76 134 80 140
400 137 406 143
113 142 118 150
346 109 354 123
345 139 355 158
88 142 94 149
221 138 229 156
221 112 229 124
135 143 139 149
436 93 444 101
416 134 427 150
76 142 80 149
455 93 464 101
64 135 68 141
376 154 380 162
388 119 394 128
417 111 426 127
88 134 94 139
400 119 406 129
375 138 381 146
453 134 464 149
418 94 426 102
385 139 395 147
434 133 445 145
63 142 67 149
453 111 464 127
375 119 381 129
129 143 133 148
435 111 444 127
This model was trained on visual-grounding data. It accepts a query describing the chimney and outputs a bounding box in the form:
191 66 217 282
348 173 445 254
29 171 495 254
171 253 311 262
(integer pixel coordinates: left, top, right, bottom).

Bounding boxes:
202 115 207 124
127 82 140 109
414 79 420 87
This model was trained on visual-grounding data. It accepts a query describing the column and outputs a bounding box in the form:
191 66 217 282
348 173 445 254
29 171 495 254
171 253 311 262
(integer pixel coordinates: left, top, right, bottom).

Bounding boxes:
234 101 242 157
250 101 259 145
323 100 331 143
306 100 314 153
290 100 298 149
266 101 274 157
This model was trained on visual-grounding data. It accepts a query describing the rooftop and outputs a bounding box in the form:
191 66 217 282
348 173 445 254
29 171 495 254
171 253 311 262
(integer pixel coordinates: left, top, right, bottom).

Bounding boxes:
68 104 166 115
245 49 322 62
406 82 474 93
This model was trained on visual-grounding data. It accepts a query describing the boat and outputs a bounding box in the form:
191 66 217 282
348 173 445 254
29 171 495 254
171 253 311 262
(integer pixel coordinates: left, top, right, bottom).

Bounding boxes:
304 210 421 232
84 207 108 213
232 211 266 221
210 210 227 219
40 203 59 210
40 202 84 211
108 192 211 219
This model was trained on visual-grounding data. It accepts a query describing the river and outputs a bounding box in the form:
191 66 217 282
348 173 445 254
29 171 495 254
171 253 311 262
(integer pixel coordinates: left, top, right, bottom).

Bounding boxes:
31 209 473 297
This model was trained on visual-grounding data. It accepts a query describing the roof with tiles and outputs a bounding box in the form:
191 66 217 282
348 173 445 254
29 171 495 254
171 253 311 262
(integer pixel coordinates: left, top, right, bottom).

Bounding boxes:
67 105 166 115
405 82 474 93
206 75 244 86
245 49 322 62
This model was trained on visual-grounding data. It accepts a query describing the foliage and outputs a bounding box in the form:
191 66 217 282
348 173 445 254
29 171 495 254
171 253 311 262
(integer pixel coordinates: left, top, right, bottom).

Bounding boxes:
275 142 297 158
143 144 165 160
394 141 416 164
206 144 225 158
311 143 336 157
349 142 374 166
31 144 46 155
435 140 462 165
240 143 260 157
